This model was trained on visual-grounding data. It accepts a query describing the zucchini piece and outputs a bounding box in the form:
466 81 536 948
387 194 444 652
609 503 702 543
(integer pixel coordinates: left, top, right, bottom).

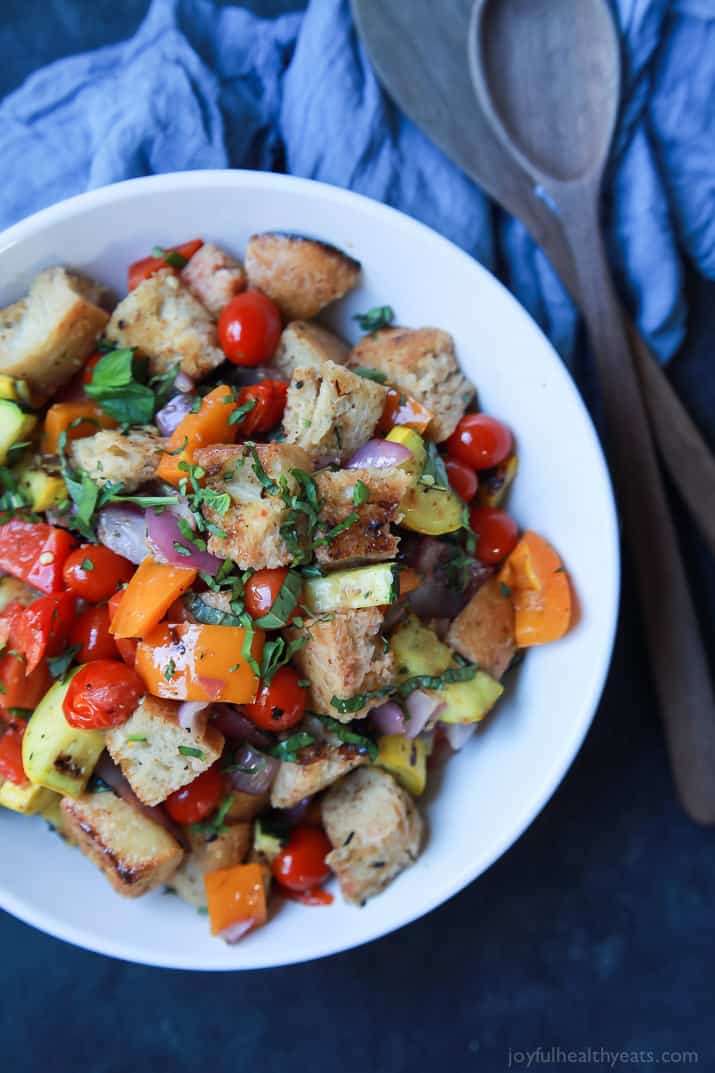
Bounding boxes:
386 426 462 535
22 671 105 798
477 454 519 508
391 615 453 677
376 735 427 795
0 400 36 465
438 672 504 724
0 778 57 815
0 376 31 406
303 562 399 614
253 816 288 863
14 463 66 511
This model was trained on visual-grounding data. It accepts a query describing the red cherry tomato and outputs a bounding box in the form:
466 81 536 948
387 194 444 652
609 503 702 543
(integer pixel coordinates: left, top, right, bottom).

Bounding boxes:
63 660 145 730
279 887 334 906
445 457 478 502
62 544 134 603
272 826 332 892
218 290 282 366
14 591 77 674
0 520 76 594
69 605 120 663
244 666 306 732
235 380 288 436
107 589 139 667
446 414 513 471
0 651 52 716
244 568 300 623
164 764 224 825
469 506 518 565
0 724 27 785
127 239 203 291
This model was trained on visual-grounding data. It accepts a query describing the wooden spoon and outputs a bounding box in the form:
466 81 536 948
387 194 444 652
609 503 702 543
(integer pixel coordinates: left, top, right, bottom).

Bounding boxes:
351 0 715 558
467 0 715 822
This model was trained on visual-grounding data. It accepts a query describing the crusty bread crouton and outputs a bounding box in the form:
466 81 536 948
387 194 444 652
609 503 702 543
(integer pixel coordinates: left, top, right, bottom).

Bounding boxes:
194 442 313 570
0 268 109 403
69 427 165 491
245 233 360 321
270 742 368 808
446 576 516 679
272 321 348 380
287 607 395 721
180 241 246 317
106 269 224 381
314 467 410 566
60 791 184 898
350 327 475 441
169 824 251 908
322 767 423 905
105 695 224 807
282 361 386 465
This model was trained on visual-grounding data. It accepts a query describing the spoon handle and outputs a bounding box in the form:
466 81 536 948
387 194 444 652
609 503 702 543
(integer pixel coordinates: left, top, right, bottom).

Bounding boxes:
559 190 715 824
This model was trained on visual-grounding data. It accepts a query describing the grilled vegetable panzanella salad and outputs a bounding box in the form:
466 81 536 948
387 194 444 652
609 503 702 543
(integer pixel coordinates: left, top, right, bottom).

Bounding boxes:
0 234 572 940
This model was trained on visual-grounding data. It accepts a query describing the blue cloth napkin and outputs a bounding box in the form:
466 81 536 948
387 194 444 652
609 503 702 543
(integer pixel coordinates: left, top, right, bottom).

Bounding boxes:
1 0 714 367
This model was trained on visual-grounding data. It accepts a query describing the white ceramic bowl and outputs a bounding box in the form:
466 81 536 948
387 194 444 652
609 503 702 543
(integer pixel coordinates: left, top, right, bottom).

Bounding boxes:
0 171 619 969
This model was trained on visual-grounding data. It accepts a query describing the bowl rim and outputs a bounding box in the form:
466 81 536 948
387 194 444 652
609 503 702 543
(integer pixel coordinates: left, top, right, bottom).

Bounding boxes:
0 170 620 969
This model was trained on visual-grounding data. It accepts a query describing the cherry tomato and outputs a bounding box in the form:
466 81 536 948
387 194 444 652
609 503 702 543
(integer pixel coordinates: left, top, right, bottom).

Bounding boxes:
272 826 332 892
446 414 513 471
244 666 306 732
63 660 145 730
235 380 288 436
445 457 478 502
0 520 76 594
107 590 139 667
62 544 134 603
127 239 203 291
0 651 52 715
279 887 334 906
469 505 518 565
218 290 282 366
164 764 223 825
82 352 103 386
0 724 27 785
14 591 77 675
69 605 120 663
243 568 300 624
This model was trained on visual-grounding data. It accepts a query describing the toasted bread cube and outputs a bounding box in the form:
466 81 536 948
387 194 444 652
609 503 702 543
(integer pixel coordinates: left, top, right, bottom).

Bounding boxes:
287 607 394 721
322 767 423 905
270 742 368 808
0 268 109 403
194 442 313 570
350 327 475 441
446 576 516 679
314 467 410 566
105 695 224 807
169 823 252 908
69 427 165 492
283 361 386 465
60 791 184 898
180 241 246 317
273 321 349 380
245 233 360 321
106 270 224 381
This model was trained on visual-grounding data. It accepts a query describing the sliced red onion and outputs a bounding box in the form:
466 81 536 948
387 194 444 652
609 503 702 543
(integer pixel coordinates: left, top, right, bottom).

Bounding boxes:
442 722 476 751
94 753 187 847
175 371 194 393
146 508 223 575
211 706 271 749
404 537 495 620
219 918 256 945
404 690 445 738
96 505 148 565
346 438 412 469
178 700 211 733
197 675 225 701
155 392 195 436
371 702 406 736
226 744 279 796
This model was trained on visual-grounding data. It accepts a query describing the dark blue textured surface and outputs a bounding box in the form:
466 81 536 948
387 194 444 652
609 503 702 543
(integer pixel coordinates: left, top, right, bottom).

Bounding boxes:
1 4 714 1071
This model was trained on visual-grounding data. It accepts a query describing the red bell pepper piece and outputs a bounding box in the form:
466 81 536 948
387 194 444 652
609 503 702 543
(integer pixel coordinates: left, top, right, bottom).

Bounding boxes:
127 239 204 291
14 591 77 675
0 520 76 594
0 723 26 785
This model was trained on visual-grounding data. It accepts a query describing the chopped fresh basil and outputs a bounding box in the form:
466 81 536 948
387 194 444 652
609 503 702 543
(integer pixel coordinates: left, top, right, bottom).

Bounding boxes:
149 365 180 411
85 347 155 426
420 442 450 492
253 571 303 630
259 633 308 686
186 595 243 628
499 581 512 598
6 707 31 720
461 505 477 555
47 644 81 681
314 713 378 761
127 734 148 744
191 794 234 838
270 732 315 763
239 613 261 678
228 397 258 426
352 366 388 383
330 662 478 714
179 745 205 759
353 305 394 333
249 445 279 495
353 480 370 507
164 659 176 681
315 512 358 546
81 558 95 571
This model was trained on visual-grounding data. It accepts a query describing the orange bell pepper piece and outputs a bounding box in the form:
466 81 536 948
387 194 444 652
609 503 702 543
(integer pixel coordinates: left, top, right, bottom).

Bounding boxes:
43 401 117 454
156 385 238 487
498 530 572 647
377 386 433 436
398 567 422 596
205 863 269 937
109 559 197 639
135 621 263 704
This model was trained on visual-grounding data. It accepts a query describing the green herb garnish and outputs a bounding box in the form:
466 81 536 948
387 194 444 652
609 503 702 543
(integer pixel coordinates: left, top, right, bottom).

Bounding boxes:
179 745 205 759
314 714 378 760
352 366 388 383
47 644 81 681
81 558 95 571
85 347 155 426
270 733 315 763
253 571 303 630
353 305 394 333
330 662 478 714
353 480 370 507
228 397 258 426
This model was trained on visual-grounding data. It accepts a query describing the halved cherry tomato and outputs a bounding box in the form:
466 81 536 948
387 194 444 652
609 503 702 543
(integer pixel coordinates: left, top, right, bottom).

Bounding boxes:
376 386 433 436
280 887 334 906
0 520 76 594
445 457 478 502
446 414 513 470
272 826 332 892
164 764 223 825
14 591 77 674
69 605 120 663
0 651 52 715
469 505 518 565
244 568 299 622
244 666 306 732
127 239 203 291
235 380 288 436
63 660 145 730
107 590 139 667
218 290 282 366
62 544 134 603
0 724 27 785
